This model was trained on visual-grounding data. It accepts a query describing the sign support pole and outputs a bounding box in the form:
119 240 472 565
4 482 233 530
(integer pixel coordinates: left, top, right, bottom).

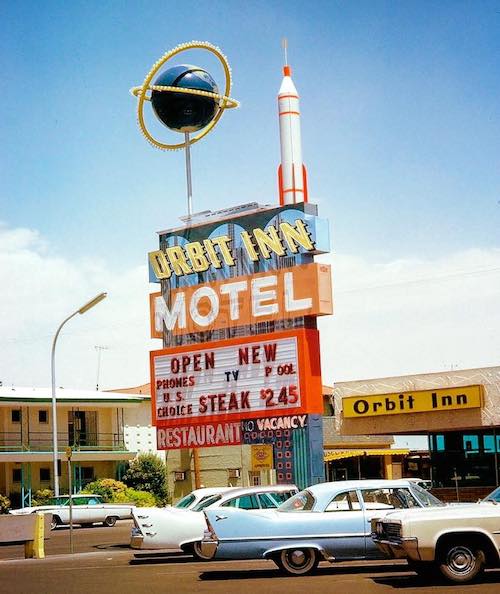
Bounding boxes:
184 132 193 218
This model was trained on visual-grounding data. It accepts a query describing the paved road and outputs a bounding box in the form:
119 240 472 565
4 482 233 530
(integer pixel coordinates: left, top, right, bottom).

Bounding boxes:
1 521 499 593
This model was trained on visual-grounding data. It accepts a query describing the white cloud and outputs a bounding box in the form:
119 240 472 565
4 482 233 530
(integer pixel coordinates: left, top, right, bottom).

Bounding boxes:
0 222 156 390
317 249 500 384
1 222 499 391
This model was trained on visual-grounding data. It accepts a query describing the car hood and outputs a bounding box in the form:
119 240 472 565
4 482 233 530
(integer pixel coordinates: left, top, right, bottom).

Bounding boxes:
381 502 497 523
10 506 58 514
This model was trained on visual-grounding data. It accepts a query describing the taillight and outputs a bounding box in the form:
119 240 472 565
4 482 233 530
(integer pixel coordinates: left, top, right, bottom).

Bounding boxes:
204 513 217 539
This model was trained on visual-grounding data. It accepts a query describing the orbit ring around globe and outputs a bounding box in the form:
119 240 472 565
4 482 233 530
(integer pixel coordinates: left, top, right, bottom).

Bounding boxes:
130 41 239 150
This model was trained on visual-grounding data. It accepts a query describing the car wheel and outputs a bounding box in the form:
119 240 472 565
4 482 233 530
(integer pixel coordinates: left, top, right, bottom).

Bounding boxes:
438 542 485 583
50 515 61 530
191 541 212 561
276 548 319 576
103 516 118 527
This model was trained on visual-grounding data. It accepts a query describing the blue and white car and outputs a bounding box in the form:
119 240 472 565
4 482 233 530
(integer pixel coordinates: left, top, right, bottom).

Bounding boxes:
201 479 444 575
131 484 298 558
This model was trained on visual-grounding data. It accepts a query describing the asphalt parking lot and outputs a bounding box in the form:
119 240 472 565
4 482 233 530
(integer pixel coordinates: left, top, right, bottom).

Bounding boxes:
0 521 499 594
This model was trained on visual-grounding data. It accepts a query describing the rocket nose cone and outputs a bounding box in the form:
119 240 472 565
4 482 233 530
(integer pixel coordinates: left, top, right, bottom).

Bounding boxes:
279 75 298 95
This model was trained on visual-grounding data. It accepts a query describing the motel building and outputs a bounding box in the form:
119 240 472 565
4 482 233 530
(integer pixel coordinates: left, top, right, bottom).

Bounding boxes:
0 385 156 508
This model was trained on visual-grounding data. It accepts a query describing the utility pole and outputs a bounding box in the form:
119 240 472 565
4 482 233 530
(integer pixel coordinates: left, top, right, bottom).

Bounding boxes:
95 346 108 391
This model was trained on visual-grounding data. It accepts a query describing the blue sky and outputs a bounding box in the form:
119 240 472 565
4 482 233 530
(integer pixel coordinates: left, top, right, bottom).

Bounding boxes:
1 1 499 389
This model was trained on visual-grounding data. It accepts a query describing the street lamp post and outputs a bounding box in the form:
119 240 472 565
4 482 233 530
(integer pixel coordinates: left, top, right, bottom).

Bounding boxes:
51 292 107 496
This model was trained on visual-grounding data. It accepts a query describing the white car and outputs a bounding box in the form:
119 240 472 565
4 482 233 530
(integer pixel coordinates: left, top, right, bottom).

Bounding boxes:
131 484 298 559
10 494 134 529
372 495 500 584
171 487 236 510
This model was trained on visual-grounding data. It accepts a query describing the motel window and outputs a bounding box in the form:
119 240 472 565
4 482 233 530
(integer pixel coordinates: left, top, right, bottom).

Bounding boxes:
483 434 495 453
38 410 48 424
80 467 94 481
11 410 21 423
248 471 261 486
40 468 51 482
463 434 479 453
12 468 22 483
430 430 498 487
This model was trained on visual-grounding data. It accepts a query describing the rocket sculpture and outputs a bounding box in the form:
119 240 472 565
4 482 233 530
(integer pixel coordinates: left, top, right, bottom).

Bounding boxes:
278 59 308 205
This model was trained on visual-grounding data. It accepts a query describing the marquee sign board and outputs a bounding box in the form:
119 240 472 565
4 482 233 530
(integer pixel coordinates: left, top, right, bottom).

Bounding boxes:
149 263 333 338
150 328 322 427
343 385 483 419
157 421 242 450
149 203 330 283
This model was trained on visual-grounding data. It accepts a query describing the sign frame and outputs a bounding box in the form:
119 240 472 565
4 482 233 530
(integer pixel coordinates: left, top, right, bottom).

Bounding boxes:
150 328 323 428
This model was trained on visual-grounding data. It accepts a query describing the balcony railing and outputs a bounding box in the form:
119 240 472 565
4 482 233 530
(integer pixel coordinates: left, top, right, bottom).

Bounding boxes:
0 431 127 453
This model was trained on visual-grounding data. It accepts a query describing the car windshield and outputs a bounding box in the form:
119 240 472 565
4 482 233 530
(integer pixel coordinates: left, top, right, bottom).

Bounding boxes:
174 494 196 508
192 494 222 511
47 497 70 506
483 487 500 502
278 490 315 512
410 483 445 507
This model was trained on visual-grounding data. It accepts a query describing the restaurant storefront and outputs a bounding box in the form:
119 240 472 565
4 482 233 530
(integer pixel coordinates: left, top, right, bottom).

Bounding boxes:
334 366 500 501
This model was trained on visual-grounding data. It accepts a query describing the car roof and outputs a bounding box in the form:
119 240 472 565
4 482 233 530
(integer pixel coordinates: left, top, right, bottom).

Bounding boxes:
216 484 298 501
190 487 236 497
306 479 414 495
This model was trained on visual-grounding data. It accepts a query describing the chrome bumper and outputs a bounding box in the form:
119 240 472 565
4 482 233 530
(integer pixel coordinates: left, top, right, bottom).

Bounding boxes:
200 539 218 559
130 527 144 549
373 537 420 561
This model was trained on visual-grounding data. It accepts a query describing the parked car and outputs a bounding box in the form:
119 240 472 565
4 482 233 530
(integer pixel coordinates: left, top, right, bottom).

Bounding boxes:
406 478 432 491
483 485 500 503
131 484 298 559
9 494 134 529
372 498 500 584
201 479 444 575
172 487 236 510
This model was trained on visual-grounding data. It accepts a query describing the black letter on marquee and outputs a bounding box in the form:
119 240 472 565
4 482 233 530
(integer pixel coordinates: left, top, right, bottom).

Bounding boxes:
353 399 369 415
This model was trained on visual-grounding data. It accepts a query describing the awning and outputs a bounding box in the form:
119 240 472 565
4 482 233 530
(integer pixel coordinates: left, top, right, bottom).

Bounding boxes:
324 449 365 462
324 448 410 462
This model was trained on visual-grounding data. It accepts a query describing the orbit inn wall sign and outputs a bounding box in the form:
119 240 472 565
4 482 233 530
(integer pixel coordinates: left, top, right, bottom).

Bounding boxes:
134 42 332 485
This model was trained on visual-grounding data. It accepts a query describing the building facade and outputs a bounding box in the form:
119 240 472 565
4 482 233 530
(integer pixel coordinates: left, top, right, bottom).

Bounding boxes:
0 386 151 507
334 366 500 501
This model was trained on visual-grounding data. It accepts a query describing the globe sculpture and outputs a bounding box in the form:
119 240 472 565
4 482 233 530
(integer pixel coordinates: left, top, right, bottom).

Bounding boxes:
151 64 219 133
130 41 239 151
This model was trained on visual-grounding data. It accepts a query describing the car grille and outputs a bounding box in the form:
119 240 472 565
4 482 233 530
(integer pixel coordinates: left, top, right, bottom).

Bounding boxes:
382 522 402 541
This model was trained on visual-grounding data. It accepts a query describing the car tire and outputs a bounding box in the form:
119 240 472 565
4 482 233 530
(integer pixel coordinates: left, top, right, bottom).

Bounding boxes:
50 515 61 530
275 548 319 576
103 516 118 527
437 541 485 584
191 541 212 561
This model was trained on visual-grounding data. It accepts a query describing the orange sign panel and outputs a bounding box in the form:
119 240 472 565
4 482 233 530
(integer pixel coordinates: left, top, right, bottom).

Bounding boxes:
150 328 323 427
150 262 332 338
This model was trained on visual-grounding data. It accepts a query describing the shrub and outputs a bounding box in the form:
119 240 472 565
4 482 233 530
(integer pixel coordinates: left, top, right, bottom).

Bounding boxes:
0 494 11 514
114 488 156 507
32 489 54 506
82 479 127 503
82 479 154 506
122 454 168 505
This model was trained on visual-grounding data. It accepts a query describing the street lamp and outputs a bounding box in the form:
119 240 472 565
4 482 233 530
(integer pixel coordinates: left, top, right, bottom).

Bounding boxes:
51 292 107 496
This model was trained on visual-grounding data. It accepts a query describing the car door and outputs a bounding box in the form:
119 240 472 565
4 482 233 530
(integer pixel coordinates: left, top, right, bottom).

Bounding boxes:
319 489 366 559
85 496 104 523
70 496 91 524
